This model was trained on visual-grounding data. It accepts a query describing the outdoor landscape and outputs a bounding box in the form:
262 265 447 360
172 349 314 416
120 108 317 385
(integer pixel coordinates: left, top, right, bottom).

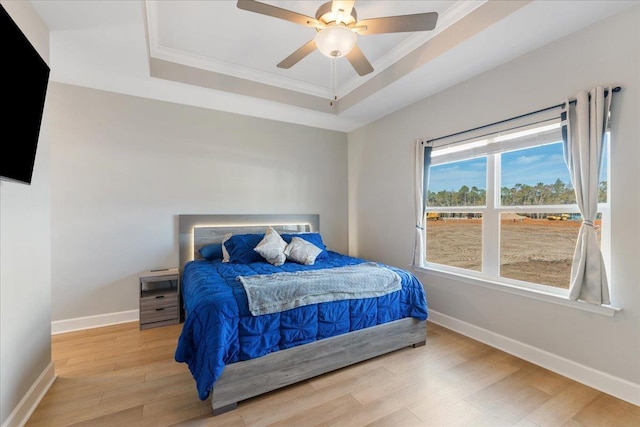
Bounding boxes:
425 215 587 288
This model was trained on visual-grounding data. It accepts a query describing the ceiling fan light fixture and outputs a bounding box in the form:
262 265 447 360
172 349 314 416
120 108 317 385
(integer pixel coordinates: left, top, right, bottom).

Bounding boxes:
236 0 438 77
314 25 357 58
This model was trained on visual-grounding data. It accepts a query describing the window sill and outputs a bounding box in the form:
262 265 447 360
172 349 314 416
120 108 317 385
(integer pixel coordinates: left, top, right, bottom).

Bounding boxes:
413 265 622 317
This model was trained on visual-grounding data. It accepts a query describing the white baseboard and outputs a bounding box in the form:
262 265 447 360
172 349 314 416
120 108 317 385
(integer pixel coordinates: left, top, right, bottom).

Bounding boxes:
1 362 56 427
427 310 640 407
51 309 139 335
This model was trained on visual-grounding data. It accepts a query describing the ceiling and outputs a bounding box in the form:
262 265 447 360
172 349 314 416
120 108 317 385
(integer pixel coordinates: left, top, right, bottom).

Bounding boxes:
30 0 636 132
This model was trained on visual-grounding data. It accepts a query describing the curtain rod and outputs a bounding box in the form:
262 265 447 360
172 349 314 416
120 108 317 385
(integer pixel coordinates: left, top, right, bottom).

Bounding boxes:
425 86 621 144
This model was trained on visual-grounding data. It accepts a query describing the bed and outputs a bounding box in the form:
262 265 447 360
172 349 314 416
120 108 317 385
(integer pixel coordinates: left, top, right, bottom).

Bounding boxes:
174 214 428 415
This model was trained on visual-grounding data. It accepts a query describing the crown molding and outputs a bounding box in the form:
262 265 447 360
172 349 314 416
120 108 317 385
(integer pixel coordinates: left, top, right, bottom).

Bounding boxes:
144 0 483 100
150 44 332 99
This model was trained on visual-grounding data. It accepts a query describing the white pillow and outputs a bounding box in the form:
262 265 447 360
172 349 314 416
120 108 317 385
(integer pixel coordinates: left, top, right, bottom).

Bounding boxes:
254 227 287 266
284 236 322 265
221 232 232 263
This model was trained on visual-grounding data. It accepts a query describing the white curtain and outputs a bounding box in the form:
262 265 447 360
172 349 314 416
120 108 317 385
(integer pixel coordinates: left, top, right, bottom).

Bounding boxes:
413 140 432 266
561 86 613 304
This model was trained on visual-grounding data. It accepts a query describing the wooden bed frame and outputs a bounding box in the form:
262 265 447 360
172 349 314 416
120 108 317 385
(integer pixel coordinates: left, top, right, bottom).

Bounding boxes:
177 214 427 415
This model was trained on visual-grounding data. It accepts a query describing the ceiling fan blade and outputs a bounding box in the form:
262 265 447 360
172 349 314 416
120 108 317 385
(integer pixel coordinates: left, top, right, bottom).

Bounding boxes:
345 44 373 76
277 39 317 69
237 0 319 27
331 0 355 23
357 12 438 35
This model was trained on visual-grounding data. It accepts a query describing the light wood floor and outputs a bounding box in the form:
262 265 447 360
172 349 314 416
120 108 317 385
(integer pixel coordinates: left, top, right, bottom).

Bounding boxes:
27 321 639 427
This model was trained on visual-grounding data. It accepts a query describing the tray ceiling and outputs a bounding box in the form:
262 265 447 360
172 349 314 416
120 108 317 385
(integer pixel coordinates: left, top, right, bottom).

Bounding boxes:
31 0 636 131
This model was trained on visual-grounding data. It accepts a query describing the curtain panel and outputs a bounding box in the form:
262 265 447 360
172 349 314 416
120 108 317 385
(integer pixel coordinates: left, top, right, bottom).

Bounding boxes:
561 86 613 304
413 140 432 266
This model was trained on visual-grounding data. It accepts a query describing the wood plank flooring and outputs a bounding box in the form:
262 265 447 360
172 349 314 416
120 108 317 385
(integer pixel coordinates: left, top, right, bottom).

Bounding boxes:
26 321 639 426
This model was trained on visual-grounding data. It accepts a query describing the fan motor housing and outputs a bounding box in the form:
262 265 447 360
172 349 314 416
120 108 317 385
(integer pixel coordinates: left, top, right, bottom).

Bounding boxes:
315 1 357 26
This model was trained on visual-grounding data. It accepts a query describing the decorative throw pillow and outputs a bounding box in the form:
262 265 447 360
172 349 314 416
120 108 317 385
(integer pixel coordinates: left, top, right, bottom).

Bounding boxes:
221 233 232 263
284 236 323 265
226 233 265 263
281 232 329 259
253 227 287 266
198 243 223 261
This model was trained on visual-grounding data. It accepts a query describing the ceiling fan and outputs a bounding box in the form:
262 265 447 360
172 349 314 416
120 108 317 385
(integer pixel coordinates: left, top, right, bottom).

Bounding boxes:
236 0 438 76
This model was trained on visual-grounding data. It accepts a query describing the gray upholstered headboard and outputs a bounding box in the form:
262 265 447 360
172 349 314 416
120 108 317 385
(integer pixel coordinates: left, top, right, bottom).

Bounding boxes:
177 214 320 273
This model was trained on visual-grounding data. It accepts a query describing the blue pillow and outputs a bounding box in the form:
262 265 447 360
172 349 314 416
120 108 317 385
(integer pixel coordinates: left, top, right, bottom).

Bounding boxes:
225 233 265 263
198 243 223 261
281 232 328 259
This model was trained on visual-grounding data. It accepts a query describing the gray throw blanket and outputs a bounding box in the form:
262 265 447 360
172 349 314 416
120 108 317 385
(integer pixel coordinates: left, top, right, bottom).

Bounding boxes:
237 262 402 316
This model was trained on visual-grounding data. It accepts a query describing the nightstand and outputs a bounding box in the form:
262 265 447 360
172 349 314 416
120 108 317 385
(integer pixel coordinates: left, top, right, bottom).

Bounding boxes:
139 268 180 330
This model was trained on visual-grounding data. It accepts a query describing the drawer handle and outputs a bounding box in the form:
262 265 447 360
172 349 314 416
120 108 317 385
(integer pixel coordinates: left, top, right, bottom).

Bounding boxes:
155 295 165 299
155 308 165 311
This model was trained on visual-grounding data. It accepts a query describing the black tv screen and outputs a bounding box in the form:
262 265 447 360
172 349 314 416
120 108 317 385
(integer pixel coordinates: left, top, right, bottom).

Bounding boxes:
0 5 50 185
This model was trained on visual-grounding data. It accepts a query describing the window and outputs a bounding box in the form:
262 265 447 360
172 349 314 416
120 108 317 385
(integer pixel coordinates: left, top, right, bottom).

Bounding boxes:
424 120 610 293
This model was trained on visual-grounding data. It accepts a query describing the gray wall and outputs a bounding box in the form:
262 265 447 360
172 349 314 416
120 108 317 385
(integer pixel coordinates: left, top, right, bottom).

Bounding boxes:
348 5 640 386
0 1 51 424
47 83 348 321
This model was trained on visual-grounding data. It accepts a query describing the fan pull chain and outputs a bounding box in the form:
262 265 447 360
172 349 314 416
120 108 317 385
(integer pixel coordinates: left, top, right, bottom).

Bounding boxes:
330 58 338 106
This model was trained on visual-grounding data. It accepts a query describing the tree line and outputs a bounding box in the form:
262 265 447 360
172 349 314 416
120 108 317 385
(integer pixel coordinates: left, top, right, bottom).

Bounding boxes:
427 179 607 207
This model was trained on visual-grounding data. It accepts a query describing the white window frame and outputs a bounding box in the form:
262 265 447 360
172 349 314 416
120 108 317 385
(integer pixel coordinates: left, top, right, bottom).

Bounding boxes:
420 119 612 302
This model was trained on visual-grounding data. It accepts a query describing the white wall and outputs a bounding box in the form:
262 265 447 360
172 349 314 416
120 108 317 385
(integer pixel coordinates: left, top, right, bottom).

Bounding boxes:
348 4 640 392
47 83 348 321
0 1 52 425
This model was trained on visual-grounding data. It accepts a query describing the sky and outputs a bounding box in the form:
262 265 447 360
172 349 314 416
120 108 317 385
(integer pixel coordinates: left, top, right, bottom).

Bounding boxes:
428 141 608 193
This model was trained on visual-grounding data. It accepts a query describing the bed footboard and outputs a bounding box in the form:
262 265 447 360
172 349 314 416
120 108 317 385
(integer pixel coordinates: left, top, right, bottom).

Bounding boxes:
210 317 427 415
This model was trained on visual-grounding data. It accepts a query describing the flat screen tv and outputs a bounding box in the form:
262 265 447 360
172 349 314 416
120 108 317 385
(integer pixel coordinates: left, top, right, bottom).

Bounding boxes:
0 5 50 185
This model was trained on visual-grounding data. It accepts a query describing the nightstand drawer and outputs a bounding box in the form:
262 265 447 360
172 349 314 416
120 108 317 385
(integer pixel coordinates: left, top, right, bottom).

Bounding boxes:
140 306 179 324
140 293 178 311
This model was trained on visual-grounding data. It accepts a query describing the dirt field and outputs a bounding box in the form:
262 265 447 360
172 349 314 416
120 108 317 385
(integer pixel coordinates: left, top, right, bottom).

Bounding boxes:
425 217 592 288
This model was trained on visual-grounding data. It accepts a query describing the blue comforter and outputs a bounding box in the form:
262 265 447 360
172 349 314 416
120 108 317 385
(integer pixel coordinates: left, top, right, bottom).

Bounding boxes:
174 251 428 400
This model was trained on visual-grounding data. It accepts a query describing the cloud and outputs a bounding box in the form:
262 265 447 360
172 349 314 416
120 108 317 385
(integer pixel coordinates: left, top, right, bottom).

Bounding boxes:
513 154 545 165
